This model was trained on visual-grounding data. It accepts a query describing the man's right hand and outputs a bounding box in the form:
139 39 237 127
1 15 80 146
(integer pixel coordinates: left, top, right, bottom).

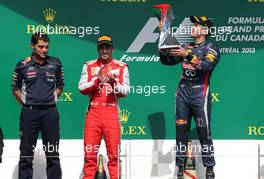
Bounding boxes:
98 71 115 85
12 89 23 105
159 20 164 31
168 46 188 57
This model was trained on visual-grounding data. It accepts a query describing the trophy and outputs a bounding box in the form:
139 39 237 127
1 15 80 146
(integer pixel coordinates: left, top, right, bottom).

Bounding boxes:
153 4 180 55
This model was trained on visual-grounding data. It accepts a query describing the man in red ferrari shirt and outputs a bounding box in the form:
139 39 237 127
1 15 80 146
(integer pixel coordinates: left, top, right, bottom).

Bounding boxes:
78 35 130 179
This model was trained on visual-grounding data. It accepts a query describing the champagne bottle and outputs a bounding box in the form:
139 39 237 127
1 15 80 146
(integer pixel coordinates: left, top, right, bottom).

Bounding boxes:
119 158 122 179
94 154 107 179
0 127 4 163
183 140 197 179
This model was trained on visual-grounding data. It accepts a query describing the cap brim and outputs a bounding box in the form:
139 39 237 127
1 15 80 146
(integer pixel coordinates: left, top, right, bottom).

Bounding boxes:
190 16 200 23
97 41 113 46
190 16 213 28
190 16 209 27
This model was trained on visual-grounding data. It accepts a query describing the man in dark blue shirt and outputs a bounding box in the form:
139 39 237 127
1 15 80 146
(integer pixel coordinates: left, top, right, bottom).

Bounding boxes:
12 32 64 179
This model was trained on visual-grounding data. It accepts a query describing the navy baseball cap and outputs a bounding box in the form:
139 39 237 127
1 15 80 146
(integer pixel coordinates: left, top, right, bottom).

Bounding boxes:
190 16 213 29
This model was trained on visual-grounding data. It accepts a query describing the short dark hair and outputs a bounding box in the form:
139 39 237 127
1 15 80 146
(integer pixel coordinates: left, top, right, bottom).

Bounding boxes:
31 32 49 45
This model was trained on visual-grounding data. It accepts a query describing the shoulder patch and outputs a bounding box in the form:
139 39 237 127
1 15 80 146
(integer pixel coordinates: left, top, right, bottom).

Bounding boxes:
21 56 32 65
205 53 216 62
208 48 218 56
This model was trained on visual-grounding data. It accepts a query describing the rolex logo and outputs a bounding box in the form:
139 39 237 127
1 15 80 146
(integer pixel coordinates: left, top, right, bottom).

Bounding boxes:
120 109 130 124
43 8 56 23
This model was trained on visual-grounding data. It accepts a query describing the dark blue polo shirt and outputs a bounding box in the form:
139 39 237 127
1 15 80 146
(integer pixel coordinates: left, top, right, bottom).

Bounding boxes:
12 55 64 105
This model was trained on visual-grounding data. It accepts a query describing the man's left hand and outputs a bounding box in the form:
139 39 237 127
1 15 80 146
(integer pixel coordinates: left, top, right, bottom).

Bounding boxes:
169 47 188 57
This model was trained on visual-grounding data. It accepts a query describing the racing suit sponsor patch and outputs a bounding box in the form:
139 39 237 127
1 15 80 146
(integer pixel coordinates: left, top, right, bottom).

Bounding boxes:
91 67 100 76
205 53 216 62
176 119 188 125
26 71 37 78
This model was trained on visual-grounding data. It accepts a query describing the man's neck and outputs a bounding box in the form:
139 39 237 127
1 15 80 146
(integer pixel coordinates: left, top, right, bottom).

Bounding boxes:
100 58 112 64
195 36 206 44
33 54 46 65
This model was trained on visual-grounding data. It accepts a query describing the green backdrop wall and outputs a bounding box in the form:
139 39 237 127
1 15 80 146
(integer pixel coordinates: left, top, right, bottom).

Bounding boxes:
0 0 263 139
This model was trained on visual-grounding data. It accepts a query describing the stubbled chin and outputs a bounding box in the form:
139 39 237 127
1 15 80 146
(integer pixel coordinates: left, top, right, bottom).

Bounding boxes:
101 55 109 60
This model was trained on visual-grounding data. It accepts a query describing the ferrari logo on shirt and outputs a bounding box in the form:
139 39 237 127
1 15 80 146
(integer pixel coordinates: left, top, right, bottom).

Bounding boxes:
91 67 100 76
206 53 216 62
110 68 120 76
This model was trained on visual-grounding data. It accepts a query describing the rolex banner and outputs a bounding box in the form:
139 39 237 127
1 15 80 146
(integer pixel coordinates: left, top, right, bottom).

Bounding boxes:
0 0 264 179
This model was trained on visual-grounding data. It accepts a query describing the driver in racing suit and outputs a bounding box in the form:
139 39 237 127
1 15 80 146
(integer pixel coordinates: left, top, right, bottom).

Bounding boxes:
159 16 220 179
78 35 130 179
